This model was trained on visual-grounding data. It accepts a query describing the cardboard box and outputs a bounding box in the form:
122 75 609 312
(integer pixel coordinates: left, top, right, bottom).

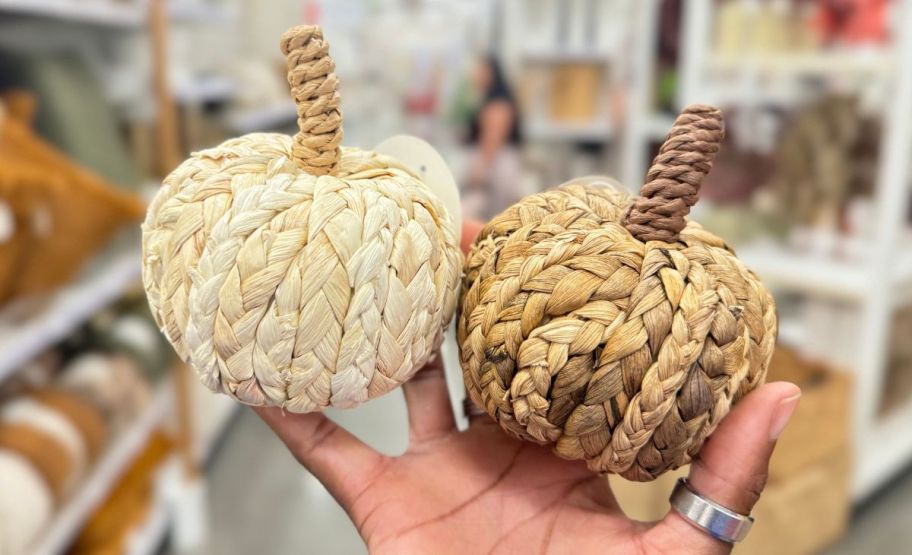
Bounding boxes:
611 447 850 555
766 347 852 481
737 446 851 555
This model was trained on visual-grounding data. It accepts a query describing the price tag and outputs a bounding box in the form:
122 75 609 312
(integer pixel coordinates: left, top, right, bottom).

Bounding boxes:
375 135 461 243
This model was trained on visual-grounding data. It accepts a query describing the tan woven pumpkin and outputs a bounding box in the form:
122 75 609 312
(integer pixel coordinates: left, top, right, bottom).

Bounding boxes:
142 25 461 412
458 105 777 481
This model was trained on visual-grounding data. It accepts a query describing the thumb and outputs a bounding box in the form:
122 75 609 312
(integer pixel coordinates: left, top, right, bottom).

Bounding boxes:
650 381 801 552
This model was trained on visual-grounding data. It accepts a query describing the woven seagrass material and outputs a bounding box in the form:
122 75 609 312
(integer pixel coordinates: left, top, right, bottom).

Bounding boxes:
458 106 777 481
142 25 461 412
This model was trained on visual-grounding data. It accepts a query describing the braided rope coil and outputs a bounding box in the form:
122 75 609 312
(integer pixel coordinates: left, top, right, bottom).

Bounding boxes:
143 136 461 411
458 109 777 481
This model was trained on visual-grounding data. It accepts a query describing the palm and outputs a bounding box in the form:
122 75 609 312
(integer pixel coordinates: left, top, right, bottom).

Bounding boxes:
353 421 635 554
254 221 799 554
256 365 797 555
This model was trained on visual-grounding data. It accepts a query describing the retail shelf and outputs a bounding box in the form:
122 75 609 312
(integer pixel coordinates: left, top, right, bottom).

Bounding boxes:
643 113 675 140
739 243 912 304
523 51 612 64
196 394 240 464
173 75 238 104
169 1 237 23
854 397 912 499
0 0 147 27
225 101 298 134
0 239 143 384
708 50 891 79
124 490 170 555
30 383 171 555
737 245 868 301
525 119 614 142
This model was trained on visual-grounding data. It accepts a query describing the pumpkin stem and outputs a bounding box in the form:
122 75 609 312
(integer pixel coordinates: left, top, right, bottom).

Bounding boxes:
280 25 343 176
624 104 724 243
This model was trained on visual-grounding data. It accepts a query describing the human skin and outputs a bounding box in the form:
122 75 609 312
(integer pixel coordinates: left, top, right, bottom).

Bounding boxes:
255 220 801 555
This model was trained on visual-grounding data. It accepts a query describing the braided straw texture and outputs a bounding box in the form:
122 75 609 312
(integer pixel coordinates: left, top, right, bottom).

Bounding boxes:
142 135 461 412
625 105 724 242
281 25 343 176
458 183 777 481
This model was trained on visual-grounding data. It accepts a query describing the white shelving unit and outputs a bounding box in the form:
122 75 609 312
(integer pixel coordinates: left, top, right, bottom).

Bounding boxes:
619 0 680 190
29 384 172 555
680 0 912 500
0 0 147 27
0 0 237 26
0 242 142 383
225 101 298 134
124 494 171 555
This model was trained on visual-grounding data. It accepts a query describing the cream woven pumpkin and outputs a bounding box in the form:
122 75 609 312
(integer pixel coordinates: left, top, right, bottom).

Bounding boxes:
458 106 777 481
142 25 461 412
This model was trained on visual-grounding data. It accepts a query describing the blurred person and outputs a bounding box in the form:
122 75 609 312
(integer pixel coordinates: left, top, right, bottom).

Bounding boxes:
461 56 523 221
256 221 801 555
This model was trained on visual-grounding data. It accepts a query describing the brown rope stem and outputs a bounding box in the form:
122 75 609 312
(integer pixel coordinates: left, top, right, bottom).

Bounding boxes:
624 104 724 243
280 25 343 176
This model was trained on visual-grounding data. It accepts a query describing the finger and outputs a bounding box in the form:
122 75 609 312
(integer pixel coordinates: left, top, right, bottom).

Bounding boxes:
253 406 388 508
402 355 457 445
461 219 483 254
400 218 483 445
650 381 801 552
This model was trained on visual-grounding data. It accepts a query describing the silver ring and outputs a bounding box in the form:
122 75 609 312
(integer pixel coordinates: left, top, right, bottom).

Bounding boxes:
669 478 754 543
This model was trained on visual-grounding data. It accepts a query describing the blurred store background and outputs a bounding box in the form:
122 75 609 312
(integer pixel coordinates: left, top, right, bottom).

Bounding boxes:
0 0 909 553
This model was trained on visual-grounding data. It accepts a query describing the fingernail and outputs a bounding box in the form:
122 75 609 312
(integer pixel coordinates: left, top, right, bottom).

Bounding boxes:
769 393 801 441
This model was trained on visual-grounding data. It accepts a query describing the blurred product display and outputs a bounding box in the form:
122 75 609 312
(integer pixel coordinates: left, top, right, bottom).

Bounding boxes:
59 354 153 429
765 95 879 233
0 450 54 555
0 52 143 188
70 432 173 555
881 304 912 416
0 0 910 553
0 91 144 304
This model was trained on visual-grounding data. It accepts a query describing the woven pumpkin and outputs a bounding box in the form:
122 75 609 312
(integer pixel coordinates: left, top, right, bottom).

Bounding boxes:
142 25 461 412
458 105 777 481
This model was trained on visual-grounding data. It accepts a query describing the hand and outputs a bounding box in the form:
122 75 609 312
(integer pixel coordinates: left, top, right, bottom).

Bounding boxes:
255 221 801 555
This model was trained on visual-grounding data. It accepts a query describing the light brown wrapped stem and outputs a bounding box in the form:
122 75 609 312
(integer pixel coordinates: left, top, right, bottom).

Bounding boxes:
280 25 343 176
624 104 724 242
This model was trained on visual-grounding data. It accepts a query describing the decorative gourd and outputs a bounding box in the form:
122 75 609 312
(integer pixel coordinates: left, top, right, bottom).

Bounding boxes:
142 25 461 412
0 450 54 554
0 422 74 500
1 398 89 491
458 105 777 481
